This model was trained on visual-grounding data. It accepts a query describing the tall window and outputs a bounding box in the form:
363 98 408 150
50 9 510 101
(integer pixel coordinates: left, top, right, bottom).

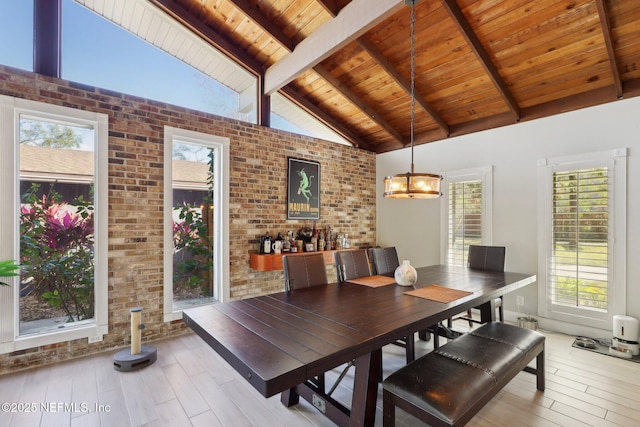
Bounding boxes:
441 167 493 266
0 96 108 353
163 127 229 321
538 149 626 329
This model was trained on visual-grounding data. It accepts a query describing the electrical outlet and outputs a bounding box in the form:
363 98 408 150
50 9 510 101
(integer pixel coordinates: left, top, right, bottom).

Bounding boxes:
516 296 525 306
88 335 103 344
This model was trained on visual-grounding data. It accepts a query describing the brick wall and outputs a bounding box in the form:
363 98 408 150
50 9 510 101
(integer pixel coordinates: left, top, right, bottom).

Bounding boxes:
0 66 376 373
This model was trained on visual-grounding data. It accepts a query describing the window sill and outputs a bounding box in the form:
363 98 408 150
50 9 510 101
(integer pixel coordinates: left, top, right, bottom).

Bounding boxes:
0 323 107 355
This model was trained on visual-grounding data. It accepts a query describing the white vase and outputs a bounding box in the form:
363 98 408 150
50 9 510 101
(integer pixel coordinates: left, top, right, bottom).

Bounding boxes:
394 260 417 287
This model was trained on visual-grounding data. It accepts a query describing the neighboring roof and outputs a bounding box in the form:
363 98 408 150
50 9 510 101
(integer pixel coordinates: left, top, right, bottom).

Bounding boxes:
172 159 209 190
20 145 94 183
78 0 640 153
20 145 208 188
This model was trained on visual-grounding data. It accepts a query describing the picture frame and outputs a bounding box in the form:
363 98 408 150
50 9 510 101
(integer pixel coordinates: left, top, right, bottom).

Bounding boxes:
287 157 320 220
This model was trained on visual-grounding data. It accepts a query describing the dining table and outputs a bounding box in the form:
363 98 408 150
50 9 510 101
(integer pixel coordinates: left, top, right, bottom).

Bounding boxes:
182 264 536 427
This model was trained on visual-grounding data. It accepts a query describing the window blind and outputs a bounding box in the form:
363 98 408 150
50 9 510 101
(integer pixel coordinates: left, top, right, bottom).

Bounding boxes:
550 167 609 311
447 180 482 266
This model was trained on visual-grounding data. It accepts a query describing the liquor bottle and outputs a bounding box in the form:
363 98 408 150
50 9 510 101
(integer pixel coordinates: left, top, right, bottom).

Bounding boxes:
263 232 272 254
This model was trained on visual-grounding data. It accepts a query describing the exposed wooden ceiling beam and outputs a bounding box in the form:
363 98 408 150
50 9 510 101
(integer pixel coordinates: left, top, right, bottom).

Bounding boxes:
313 67 404 144
264 0 405 94
449 84 620 138
225 0 405 146
373 77 640 154
279 86 373 150
440 0 520 122
358 37 450 137
315 0 341 17
624 77 640 98
226 0 295 52
147 0 264 75
595 0 623 99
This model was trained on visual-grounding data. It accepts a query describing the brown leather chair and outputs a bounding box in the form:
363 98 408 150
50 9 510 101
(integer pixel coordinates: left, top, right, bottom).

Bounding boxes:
282 253 329 392
452 245 505 327
370 247 438 353
334 249 372 284
283 253 328 291
368 246 399 275
347 247 416 364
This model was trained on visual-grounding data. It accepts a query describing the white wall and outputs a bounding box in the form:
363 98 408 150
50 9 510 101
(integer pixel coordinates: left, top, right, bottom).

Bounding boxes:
376 97 640 336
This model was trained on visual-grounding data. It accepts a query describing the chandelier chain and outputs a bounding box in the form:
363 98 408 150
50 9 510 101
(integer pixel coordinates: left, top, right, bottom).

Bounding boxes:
410 2 416 172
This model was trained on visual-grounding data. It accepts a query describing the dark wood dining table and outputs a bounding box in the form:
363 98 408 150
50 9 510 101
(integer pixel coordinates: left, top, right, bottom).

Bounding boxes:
182 264 536 427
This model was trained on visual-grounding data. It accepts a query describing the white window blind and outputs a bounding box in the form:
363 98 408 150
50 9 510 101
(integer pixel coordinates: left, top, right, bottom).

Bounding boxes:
550 167 609 311
538 148 625 329
447 180 483 266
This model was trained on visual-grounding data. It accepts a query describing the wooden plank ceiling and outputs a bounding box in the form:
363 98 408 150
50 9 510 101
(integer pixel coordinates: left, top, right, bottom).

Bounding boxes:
147 0 640 153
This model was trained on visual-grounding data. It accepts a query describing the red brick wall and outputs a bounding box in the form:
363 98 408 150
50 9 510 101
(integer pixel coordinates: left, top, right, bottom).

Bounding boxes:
0 66 376 373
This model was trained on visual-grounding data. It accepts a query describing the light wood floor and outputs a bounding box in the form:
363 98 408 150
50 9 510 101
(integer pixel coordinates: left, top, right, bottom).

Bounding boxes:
1 321 640 427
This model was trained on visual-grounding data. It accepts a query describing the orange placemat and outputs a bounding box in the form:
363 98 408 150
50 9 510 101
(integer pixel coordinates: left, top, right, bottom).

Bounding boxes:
404 284 473 303
346 275 396 288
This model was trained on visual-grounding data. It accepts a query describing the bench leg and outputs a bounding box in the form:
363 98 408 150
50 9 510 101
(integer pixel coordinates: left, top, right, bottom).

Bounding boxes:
382 389 395 427
524 346 545 391
536 348 545 391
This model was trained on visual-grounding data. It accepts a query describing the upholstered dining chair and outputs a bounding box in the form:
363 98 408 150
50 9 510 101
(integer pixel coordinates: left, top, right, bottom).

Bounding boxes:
369 247 442 351
368 246 400 275
282 253 330 392
342 247 416 364
451 245 506 327
334 249 372 284
282 252 328 291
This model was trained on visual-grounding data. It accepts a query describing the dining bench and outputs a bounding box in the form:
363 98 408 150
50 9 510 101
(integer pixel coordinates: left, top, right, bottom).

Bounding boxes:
382 322 545 427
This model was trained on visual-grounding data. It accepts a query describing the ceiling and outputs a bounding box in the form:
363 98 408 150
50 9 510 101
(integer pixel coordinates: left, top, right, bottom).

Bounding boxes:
125 0 640 153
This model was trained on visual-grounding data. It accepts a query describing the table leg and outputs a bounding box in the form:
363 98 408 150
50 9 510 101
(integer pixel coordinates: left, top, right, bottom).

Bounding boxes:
478 298 497 323
280 387 299 407
350 348 382 426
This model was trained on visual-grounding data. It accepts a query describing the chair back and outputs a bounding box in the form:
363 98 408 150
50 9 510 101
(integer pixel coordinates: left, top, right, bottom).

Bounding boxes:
467 245 506 272
283 253 328 291
335 249 371 283
368 247 400 275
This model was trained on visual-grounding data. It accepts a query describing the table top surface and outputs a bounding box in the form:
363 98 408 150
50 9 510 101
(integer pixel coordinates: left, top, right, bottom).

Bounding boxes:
183 264 536 397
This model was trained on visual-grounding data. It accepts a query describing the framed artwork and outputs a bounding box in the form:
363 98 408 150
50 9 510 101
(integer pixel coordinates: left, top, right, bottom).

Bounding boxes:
287 157 320 220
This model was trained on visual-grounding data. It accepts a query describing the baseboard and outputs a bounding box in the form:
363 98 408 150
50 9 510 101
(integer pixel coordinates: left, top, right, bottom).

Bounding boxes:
504 309 612 339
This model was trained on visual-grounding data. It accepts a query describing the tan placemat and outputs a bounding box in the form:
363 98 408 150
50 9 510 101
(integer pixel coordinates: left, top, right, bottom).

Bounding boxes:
404 284 473 303
346 275 396 287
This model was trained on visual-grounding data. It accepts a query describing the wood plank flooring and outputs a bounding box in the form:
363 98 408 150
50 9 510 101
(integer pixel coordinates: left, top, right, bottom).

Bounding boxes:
1 321 639 426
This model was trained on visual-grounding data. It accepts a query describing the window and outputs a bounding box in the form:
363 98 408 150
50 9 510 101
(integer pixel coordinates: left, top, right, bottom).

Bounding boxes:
441 167 493 266
0 0 33 72
62 0 256 123
0 96 108 353
537 149 626 329
163 126 230 321
270 93 351 146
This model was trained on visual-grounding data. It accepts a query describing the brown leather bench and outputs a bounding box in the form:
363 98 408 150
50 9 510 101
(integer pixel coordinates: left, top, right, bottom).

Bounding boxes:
382 322 545 427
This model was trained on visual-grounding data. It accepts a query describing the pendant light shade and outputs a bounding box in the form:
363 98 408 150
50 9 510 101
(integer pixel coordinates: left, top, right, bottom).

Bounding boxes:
383 0 442 199
383 170 442 199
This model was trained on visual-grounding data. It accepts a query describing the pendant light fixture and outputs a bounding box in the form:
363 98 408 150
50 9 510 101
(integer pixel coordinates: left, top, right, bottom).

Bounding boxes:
383 0 442 199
